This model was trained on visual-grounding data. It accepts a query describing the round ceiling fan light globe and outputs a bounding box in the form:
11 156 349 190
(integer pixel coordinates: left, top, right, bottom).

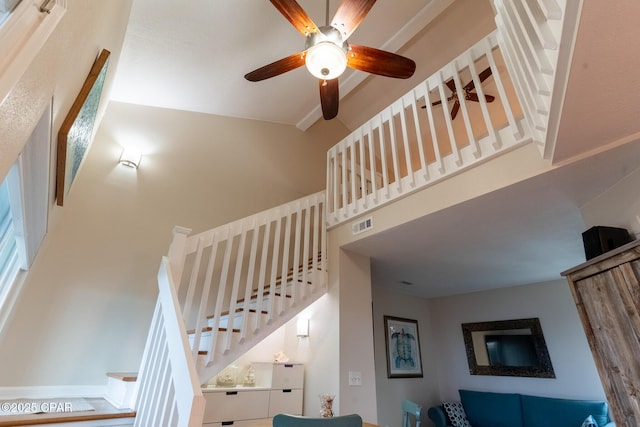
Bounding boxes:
305 41 347 80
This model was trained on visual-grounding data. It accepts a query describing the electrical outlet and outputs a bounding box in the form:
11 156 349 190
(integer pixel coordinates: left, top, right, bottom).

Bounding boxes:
348 371 362 386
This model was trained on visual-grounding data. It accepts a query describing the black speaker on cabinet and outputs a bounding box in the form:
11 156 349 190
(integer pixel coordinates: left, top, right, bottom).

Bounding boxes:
582 226 632 261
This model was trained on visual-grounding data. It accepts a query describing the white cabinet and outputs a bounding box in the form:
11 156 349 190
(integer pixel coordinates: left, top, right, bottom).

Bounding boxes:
268 388 303 417
204 389 270 423
203 363 304 426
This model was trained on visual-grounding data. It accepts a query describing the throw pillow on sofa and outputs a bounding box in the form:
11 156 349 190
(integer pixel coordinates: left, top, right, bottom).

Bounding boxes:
520 394 609 427
581 415 598 427
442 401 471 427
459 389 524 427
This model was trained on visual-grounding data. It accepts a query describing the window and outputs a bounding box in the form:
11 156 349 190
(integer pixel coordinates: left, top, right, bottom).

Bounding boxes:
0 0 22 27
0 0 67 104
0 101 50 332
0 177 19 304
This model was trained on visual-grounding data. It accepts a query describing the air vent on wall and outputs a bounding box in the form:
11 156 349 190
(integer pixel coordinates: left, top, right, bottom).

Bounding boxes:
352 217 373 235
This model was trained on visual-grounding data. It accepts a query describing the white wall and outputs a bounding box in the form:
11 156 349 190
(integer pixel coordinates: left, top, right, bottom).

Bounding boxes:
371 285 440 427
429 280 605 402
581 165 640 238
0 0 132 184
210 295 336 417
0 99 347 386
338 250 377 422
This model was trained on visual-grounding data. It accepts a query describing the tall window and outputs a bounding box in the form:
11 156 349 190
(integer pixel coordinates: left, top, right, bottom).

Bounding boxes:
0 0 21 27
0 176 19 307
0 0 66 107
0 102 50 331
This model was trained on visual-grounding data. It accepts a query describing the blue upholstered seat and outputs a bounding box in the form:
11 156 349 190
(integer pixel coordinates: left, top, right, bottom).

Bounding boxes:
273 413 363 427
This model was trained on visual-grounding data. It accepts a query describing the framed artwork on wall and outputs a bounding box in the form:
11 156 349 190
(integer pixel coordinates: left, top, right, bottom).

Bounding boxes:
384 315 423 378
56 48 110 206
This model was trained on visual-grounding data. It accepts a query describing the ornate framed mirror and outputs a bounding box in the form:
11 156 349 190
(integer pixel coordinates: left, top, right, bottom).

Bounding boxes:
461 317 555 378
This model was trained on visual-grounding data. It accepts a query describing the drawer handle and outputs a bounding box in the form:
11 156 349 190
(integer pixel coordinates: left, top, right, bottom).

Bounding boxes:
222 422 235 426
225 391 238 396
284 364 294 368
282 389 292 393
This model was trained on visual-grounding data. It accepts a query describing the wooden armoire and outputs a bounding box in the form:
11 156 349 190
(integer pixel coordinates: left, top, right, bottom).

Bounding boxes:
562 239 640 427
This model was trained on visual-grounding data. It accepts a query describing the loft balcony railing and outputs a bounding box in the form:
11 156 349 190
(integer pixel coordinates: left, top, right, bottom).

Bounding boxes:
326 0 570 227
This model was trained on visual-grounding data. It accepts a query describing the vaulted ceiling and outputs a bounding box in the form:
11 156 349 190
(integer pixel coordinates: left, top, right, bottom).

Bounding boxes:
110 0 640 298
110 0 493 131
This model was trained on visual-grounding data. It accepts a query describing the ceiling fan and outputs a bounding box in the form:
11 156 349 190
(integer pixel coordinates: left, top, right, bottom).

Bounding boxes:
244 0 416 120
423 67 495 120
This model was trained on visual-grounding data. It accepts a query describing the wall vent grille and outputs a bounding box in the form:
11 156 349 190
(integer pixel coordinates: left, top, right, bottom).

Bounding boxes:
352 217 373 235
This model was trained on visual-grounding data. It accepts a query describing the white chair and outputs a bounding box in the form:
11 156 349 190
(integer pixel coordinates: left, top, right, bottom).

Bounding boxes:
402 399 423 427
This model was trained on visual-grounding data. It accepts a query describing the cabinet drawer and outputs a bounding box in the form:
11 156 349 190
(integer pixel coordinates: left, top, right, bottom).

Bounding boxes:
271 364 304 389
268 388 303 416
204 390 270 423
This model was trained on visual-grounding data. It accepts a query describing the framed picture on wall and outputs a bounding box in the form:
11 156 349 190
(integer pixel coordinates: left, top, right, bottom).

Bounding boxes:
56 49 111 206
384 315 423 378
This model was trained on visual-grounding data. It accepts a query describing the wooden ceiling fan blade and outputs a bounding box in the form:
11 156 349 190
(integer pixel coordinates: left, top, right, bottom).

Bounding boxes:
464 67 493 92
444 78 456 93
319 78 339 120
347 44 416 79
466 93 480 102
450 101 460 120
244 52 305 82
478 66 493 83
270 0 319 36
331 0 376 40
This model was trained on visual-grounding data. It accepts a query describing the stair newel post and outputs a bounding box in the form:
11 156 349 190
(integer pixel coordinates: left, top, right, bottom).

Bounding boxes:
168 226 192 290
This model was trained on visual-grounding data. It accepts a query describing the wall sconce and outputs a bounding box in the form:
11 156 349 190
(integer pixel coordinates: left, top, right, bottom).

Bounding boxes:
119 147 141 169
296 318 309 338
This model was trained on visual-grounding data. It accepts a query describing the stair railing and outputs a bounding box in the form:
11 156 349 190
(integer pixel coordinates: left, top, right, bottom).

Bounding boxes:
490 0 574 160
133 257 205 427
327 0 576 228
167 191 327 382
326 30 531 227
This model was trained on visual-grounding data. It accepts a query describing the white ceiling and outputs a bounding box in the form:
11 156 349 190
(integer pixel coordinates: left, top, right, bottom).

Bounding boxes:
110 0 640 298
110 0 466 130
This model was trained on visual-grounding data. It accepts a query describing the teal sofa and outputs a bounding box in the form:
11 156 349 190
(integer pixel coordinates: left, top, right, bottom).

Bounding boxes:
427 389 615 427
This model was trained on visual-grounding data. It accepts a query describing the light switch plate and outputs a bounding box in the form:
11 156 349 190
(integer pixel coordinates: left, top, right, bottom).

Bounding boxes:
348 371 362 386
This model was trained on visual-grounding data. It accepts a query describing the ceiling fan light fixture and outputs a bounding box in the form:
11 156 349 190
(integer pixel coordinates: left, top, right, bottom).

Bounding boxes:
305 41 347 80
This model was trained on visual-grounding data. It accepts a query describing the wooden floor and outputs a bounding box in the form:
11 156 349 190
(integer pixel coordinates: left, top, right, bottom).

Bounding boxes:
0 398 135 426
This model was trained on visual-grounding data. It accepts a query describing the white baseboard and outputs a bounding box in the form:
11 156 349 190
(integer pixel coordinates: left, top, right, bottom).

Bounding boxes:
0 385 107 399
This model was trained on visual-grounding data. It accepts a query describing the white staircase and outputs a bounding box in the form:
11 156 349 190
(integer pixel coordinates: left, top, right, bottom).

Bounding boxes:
133 192 327 427
131 1 578 425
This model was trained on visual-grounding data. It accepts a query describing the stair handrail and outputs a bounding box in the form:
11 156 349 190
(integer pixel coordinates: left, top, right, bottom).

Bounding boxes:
173 191 326 258
165 191 327 383
326 30 532 228
133 257 205 427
